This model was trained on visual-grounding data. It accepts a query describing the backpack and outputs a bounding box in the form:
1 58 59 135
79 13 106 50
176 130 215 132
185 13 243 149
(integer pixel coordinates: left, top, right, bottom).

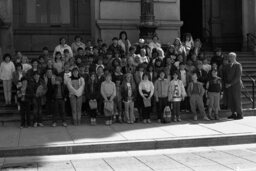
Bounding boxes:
163 106 171 123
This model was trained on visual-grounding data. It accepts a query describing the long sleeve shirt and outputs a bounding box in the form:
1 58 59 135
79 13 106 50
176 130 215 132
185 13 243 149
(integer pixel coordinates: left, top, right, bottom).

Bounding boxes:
0 61 16 80
154 78 170 99
139 80 154 98
101 81 116 100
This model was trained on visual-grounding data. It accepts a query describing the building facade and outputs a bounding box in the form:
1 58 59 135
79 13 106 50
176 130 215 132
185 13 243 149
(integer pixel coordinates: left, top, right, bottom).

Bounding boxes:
0 0 255 55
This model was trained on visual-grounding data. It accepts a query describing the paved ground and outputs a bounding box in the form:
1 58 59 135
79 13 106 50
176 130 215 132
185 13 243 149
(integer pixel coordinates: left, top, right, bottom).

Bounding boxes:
1 116 256 148
2 144 256 170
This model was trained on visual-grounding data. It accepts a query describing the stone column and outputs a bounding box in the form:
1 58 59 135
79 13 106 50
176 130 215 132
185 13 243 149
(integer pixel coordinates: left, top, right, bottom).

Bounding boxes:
139 0 157 41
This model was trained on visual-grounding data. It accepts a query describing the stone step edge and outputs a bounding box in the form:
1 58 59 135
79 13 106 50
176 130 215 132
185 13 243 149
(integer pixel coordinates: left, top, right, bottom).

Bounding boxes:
0 133 256 157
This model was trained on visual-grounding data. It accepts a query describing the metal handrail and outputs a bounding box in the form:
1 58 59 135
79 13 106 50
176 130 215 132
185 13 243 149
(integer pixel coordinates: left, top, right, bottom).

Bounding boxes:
242 71 256 109
247 33 256 51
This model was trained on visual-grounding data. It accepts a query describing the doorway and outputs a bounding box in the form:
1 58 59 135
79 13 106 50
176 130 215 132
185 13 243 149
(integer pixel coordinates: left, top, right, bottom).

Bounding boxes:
180 0 203 40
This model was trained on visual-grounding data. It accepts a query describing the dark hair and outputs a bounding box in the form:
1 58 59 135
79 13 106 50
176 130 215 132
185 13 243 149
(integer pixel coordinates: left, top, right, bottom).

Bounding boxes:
77 47 83 52
59 37 66 44
172 70 179 76
129 46 136 52
42 47 49 51
112 37 118 41
152 34 159 40
63 49 70 54
15 63 23 70
3 53 11 61
102 43 107 48
119 31 128 40
55 51 62 57
31 59 38 64
179 62 185 66
142 72 150 80
97 38 103 43
74 35 81 41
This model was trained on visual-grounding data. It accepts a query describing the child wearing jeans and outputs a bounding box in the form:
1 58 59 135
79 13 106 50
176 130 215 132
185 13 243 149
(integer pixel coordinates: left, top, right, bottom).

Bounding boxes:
29 71 46 127
101 73 116 126
52 76 68 127
87 72 99 125
114 79 123 122
66 67 85 125
121 73 136 124
206 70 222 120
0 53 16 105
168 71 187 122
18 77 31 128
154 70 170 123
187 73 210 121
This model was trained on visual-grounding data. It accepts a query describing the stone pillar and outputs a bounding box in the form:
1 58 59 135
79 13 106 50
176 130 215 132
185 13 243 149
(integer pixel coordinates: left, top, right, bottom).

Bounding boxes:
139 0 157 41
242 0 249 50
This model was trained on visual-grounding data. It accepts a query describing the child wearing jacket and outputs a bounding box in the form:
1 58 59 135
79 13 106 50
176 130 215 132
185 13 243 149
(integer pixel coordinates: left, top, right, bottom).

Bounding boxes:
66 67 85 125
52 76 68 127
121 73 137 124
87 72 99 125
0 53 16 105
168 71 187 122
101 73 116 126
154 70 170 123
187 72 210 121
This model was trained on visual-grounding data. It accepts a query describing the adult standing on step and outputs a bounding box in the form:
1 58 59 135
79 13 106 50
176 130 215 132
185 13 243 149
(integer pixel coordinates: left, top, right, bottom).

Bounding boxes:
224 52 243 120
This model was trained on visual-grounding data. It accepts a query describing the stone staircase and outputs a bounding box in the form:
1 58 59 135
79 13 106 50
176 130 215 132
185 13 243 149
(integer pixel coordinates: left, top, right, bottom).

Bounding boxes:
0 51 255 124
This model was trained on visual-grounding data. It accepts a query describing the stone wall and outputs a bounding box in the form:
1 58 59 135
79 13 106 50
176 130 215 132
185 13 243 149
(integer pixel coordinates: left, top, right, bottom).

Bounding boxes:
0 0 13 57
94 0 183 45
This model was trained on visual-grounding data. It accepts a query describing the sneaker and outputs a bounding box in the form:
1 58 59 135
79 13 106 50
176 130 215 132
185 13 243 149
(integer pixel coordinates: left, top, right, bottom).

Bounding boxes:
52 122 57 127
38 123 44 127
203 116 210 121
157 119 161 123
235 115 243 120
109 120 113 125
33 122 37 127
143 119 147 124
227 114 237 119
177 117 182 122
147 119 151 124
215 114 220 120
193 115 198 121
62 122 68 127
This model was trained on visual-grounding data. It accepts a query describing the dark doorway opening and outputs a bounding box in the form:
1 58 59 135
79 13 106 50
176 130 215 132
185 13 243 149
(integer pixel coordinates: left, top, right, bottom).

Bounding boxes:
180 0 203 41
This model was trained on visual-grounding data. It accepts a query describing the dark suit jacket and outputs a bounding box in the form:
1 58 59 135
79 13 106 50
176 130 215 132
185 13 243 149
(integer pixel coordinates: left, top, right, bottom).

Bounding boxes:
224 62 242 87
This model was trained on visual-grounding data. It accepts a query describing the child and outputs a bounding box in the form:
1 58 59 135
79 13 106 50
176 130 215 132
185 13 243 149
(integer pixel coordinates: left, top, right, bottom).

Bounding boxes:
53 51 64 74
187 73 210 121
184 33 194 54
139 72 154 124
0 53 16 105
66 67 85 125
13 64 26 110
202 58 212 73
114 78 123 122
21 56 32 73
154 70 170 123
168 71 187 122
121 73 136 124
29 71 46 127
101 73 116 125
206 70 222 120
18 77 31 128
87 73 99 125
52 76 68 127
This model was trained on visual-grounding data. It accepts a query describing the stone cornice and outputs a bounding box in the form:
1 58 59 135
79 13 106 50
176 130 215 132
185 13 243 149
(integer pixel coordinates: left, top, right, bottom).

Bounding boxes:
96 19 183 30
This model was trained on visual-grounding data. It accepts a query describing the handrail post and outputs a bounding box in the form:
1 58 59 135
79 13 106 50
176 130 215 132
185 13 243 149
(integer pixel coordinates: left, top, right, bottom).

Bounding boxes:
252 81 255 109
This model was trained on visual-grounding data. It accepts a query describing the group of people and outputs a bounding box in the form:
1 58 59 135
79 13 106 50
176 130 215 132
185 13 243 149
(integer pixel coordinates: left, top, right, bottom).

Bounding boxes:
0 31 243 128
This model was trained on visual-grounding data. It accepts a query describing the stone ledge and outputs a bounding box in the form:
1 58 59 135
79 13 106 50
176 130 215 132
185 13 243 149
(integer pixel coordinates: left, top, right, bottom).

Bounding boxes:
0 133 256 157
96 19 183 30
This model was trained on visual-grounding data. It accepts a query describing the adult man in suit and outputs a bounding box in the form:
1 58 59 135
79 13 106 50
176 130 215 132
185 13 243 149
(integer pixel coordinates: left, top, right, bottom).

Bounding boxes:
224 52 243 120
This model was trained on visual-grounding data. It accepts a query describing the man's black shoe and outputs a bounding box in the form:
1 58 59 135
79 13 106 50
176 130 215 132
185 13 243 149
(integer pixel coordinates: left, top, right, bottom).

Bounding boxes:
235 115 243 120
227 114 236 119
